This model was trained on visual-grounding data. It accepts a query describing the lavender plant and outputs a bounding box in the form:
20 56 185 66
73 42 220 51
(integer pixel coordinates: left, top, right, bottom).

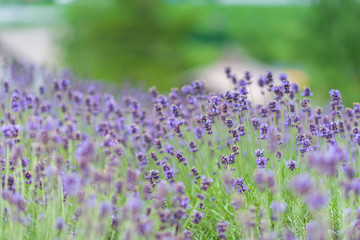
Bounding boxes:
1 62 360 239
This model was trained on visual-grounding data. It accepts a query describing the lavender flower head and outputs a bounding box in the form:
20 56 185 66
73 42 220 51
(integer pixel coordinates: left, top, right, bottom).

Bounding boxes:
55 217 64 231
217 221 229 239
286 160 297 171
233 177 247 194
291 174 312 195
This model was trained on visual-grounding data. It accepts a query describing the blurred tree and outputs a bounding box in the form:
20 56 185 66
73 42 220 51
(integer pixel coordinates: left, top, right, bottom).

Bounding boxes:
60 0 203 90
304 0 360 105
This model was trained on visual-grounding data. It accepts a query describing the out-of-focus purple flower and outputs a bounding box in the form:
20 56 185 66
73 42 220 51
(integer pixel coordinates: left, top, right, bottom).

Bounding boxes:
259 123 269 140
136 218 153 236
1 124 20 139
280 73 291 94
136 152 147 167
24 171 33 184
271 201 286 214
10 91 22 112
145 170 160 188
225 119 234 129
279 73 288 80
254 170 276 191
200 175 213 191
301 87 313 97
99 201 112 219
258 74 265 87
306 221 326 240
268 101 279 112
256 157 269 169
354 133 360 146
193 127 204 139
231 145 239 154
306 193 328 210
157 182 169 199
270 201 286 221
163 163 175 184
74 140 95 164
282 229 297 240
126 169 139 191
291 83 300 93
174 181 185 195
189 141 198 153
2 190 26 212
114 180 123 194
192 211 204 224
254 149 264 158
244 71 252 81
165 145 175 155
217 221 229 239
55 217 64 231
237 124 246 136
170 103 182 117
233 177 247 194
176 152 187 166
252 118 261 130
307 146 345 176
61 173 80 196
301 99 310 109
178 196 190 208
343 165 355 180
291 174 312 195
125 196 143 215
329 89 341 103
265 71 274 87
225 67 231 78
349 178 360 195
286 160 297 171
231 197 243 210
183 229 193 240
273 85 284 100
191 166 200 182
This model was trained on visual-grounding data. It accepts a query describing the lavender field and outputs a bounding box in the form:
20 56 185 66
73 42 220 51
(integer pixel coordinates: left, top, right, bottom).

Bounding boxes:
1 61 359 239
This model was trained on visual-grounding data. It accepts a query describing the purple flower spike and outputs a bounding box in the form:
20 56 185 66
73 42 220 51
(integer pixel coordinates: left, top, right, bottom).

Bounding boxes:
55 217 64 231
217 221 229 239
192 211 204 224
254 149 264 158
99 201 112 219
291 174 312 196
200 175 213 191
163 163 175 184
306 193 328 210
189 141 198 153
301 87 313 97
256 157 269 169
233 177 247 194
174 181 185 195
61 173 80 196
329 89 341 102
259 123 269 140
286 160 297 171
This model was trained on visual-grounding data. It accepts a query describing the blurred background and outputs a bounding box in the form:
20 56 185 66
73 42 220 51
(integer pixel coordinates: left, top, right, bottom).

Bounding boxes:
0 0 360 105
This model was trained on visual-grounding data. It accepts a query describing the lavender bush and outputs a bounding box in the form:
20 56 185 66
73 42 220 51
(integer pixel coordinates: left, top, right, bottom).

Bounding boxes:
0 62 359 239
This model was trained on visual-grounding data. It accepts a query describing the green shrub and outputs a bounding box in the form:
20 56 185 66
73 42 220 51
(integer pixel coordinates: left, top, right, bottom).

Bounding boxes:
303 0 360 105
60 0 205 91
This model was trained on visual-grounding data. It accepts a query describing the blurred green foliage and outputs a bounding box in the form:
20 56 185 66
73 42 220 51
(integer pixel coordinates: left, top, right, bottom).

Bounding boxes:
303 0 360 105
61 1 305 91
60 0 360 104
60 0 222 90
0 0 54 2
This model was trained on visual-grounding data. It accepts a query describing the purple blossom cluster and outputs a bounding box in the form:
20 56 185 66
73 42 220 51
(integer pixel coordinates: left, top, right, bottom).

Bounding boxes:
1 61 360 239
